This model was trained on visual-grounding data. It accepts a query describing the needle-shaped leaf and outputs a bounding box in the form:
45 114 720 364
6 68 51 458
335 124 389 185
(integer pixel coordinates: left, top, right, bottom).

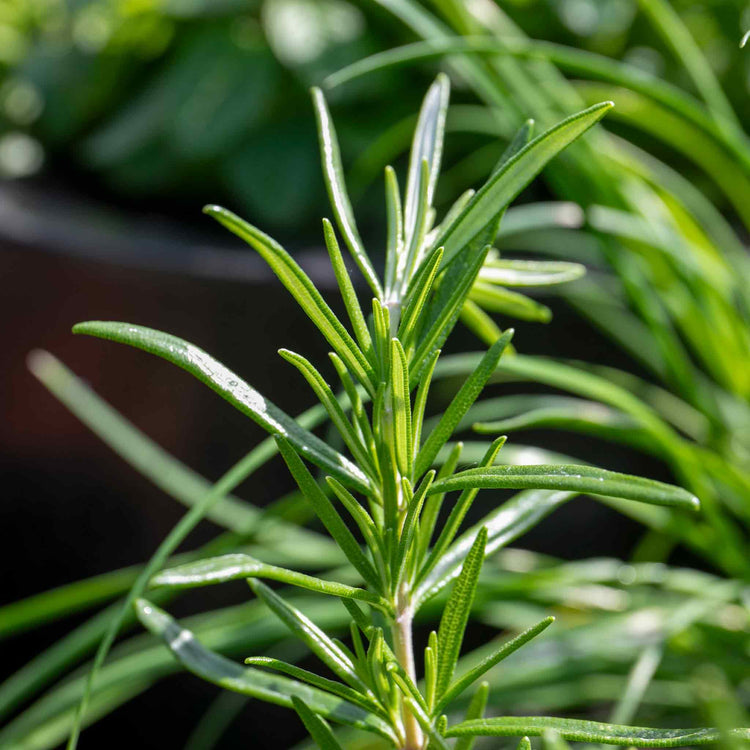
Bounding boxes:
292 697 347 750
322 218 373 357
203 205 376 396
384 165 404 296
478 259 585 287
454 682 489 750
311 87 383 299
444 717 750 746
404 74 449 255
150 553 387 610
469 284 551 323
249 580 367 692
134 599 396 742
72 322 370 494
428 464 700 510
435 102 613 268
403 695 452 750
246 660 381 717
420 437 506 584
279 349 375 477
415 489 574 608
325 477 380 552
437 616 554 712
390 338 413 477
516 739 532 750
393 471 435 586
436 527 487 698
398 246 444 346
275 437 381 589
416 330 513 478
411 348 440 461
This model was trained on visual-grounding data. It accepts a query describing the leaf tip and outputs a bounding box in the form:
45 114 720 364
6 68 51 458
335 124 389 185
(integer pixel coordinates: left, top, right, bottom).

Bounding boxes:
26 348 56 378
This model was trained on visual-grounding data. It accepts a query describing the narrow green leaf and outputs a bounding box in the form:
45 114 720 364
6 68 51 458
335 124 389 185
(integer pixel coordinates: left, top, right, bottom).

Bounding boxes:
390 338 413 476
311 87 383 298
279 349 376 477
420 436 506 584
516 739 532 750
204 205 376 394
429 464 700 510
479 259 585 287
393 471 435 585
403 696 451 750
459 299 504 348
134 599 395 742
435 102 613 268
411 348 440 461
384 165 404 296
454 682 489 750
398 246 444 346
73 321 370 494
404 74 450 255
275 437 381 589
401 158 432 287
444 716 750 746
438 616 554 711
469 283 552 323
416 330 513 477
325 478 380 553
322 218 373 357
415 489 574 608
245 660 381 718
292 697 347 750
249 580 366 691
150 553 387 611
436 527 488 698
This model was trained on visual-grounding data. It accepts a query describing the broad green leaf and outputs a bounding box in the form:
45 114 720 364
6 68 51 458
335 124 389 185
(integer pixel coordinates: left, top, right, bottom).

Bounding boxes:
249 580 366 692
322 218 373 357
72 321 370 494
135 599 395 742
435 102 613 268
444 716 750 746
203 206 376 396
469 283 552 323
311 87 383 298
292 697 347 750
275 437 381 589
415 489 574 608
390 338 413 476
478 259 585 287
246 660 381 717
150 553 387 610
437 616 555 711
454 682 489 750
404 73 450 256
420 437 506 585
429 464 700 510
415 329 513 477
279 349 376 478
436 527 488 698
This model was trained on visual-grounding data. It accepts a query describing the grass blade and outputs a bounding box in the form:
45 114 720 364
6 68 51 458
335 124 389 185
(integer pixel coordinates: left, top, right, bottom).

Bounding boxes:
311 87 383 298
444 716 750 746
73 321 370 494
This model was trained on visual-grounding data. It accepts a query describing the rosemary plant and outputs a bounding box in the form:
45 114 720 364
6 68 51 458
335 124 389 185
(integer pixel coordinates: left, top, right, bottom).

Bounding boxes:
60 78 748 749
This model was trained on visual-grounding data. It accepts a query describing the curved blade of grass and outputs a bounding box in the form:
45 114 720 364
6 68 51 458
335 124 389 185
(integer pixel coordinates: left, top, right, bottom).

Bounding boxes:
72 321 369 494
436 526 487 698
150 553 387 610
437 616 554 712
292 697 347 750
135 599 395 742
204 205 376 395
415 329 513 477
430 464 699 510
444 716 750 745
415 489 574 608
275 437 381 589
311 87 382 299
454 682 489 750
434 101 613 267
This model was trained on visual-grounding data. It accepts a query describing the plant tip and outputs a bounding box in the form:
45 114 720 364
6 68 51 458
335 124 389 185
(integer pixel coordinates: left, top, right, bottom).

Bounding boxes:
26 348 55 376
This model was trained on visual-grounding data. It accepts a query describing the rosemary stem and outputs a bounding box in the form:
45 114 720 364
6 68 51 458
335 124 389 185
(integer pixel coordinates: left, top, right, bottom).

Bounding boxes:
393 586 423 750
